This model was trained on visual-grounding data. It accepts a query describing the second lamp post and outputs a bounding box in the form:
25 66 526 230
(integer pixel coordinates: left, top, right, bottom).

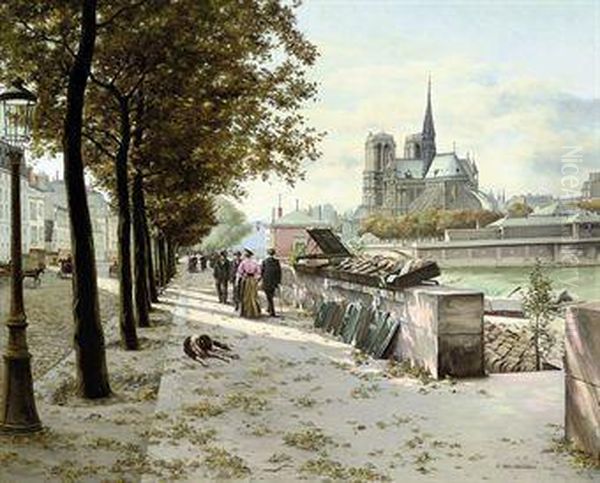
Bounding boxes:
0 80 42 434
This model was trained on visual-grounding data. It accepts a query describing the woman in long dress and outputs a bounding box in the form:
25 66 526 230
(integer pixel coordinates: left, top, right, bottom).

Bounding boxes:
237 249 261 318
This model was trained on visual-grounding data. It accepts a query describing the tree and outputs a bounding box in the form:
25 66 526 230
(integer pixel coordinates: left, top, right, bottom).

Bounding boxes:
522 260 557 371
0 1 111 398
578 199 600 213
200 199 252 253
360 209 503 240
507 201 533 218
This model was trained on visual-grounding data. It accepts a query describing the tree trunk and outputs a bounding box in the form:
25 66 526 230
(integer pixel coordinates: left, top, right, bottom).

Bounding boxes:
167 240 176 280
534 317 541 371
116 97 138 350
64 0 111 399
132 171 150 328
143 203 158 304
157 235 166 288
146 228 158 303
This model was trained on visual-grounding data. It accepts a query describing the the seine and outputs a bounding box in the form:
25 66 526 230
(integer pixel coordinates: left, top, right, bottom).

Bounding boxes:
439 265 600 302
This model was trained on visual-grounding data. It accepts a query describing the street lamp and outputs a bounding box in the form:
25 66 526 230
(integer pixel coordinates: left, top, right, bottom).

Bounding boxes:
0 79 41 434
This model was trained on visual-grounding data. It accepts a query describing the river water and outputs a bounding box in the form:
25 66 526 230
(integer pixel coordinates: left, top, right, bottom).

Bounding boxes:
438 265 600 302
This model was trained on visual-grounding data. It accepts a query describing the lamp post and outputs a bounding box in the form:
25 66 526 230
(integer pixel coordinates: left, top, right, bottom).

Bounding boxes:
0 80 41 434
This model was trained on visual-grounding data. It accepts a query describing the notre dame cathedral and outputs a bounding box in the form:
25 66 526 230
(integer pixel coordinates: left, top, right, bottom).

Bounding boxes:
360 80 492 217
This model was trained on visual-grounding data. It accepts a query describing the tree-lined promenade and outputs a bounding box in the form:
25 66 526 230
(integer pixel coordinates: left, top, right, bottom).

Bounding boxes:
0 0 321 408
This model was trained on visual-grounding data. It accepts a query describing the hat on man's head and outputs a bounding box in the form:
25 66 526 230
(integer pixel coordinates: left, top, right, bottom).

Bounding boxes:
234 250 241 256
243 248 254 257
220 250 228 256
267 248 276 256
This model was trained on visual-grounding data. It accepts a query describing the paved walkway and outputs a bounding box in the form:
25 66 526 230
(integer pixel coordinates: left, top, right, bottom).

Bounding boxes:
143 270 597 482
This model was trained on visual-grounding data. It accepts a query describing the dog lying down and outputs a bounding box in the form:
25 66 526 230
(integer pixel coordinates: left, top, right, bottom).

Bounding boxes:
183 334 238 366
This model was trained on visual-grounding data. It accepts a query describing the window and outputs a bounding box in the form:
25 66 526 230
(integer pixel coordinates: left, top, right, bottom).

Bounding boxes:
30 201 37 221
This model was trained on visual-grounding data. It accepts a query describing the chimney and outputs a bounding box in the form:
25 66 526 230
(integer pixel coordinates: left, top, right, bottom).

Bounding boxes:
295 199 299 212
277 194 283 219
318 205 322 220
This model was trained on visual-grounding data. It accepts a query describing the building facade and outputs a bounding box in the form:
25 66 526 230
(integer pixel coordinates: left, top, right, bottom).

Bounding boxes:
270 210 331 259
0 144 117 263
582 172 600 199
361 81 492 218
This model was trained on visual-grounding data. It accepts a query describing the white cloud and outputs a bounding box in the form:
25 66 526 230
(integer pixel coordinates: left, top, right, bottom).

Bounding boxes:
239 45 598 220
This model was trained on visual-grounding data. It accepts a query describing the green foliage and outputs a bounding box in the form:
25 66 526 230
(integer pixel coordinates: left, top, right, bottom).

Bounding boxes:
200 199 252 252
0 0 323 248
288 243 307 265
360 209 503 240
507 201 534 218
578 199 600 213
522 260 557 371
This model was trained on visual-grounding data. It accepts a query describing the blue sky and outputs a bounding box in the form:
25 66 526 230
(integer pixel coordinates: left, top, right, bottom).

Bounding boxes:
240 0 599 220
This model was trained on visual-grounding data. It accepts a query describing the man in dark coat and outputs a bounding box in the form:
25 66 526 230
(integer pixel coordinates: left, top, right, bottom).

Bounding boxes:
230 251 242 310
213 250 231 304
261 248 282 317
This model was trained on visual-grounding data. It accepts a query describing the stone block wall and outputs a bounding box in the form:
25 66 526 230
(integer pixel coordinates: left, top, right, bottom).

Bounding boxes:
565 303 600 459
280 266 485 379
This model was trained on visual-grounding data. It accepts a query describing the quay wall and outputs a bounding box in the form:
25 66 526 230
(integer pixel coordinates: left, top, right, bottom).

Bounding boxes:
565 303 600 459
364 237 600 268
280 266 485 379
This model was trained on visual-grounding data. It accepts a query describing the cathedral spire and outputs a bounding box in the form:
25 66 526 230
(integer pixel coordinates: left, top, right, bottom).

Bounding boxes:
421 75 436 173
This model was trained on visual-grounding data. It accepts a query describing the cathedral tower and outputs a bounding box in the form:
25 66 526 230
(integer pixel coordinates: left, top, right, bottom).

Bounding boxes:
362 132 395 212
421 77 436 174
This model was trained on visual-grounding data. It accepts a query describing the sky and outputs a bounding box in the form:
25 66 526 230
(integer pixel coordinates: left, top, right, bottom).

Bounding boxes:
34 0 599 221
238 0 600 220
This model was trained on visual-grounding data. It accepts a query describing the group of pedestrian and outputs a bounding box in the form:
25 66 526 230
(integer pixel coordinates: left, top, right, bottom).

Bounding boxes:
210 248 282 318
188 252 208 272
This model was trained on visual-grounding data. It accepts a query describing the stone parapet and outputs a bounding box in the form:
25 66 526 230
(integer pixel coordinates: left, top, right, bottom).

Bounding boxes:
280 265 485 379
565 303 600 459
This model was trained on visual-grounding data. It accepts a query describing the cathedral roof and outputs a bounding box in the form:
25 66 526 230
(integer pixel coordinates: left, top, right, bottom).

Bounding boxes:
408 182 493 213
425 153 469 179
395 159 425 179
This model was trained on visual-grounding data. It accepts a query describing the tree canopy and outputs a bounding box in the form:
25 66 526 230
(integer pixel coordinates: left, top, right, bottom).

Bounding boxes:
360 209 503 240
200 199 252 252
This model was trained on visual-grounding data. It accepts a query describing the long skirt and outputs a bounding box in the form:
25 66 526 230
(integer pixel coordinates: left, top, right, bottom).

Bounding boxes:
240 277 261 318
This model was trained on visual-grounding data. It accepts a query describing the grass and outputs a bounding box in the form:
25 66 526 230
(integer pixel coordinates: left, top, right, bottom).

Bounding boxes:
545 436 600 470
385 359 433 385
225 392 269 416
283 428 334 452
267 452 292 464
350 383 380 399
293 395 318 408
300 457 389 481
182 400 225 419
203 446 251 478
351 349 370 366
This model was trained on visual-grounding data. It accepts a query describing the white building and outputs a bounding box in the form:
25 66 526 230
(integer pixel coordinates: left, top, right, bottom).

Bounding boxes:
0 144 117 263
27 185 45 251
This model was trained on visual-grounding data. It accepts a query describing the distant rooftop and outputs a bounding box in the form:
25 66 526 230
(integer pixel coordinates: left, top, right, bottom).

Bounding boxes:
271 210 331 228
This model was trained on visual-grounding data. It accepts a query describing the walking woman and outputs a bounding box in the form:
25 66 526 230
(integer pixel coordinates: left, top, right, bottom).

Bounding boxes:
237 248 261 318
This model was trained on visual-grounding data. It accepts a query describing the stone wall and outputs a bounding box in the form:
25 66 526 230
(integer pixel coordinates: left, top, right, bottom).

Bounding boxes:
565 303 600 459
280 266 485 379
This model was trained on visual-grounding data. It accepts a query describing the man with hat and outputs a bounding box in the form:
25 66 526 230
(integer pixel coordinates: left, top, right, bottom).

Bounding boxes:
261 248 282 317
213 250 231 304
230 250 243 310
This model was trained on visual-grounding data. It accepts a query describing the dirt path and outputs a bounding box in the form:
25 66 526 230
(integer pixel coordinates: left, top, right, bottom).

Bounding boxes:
143 270 598 482
0 269 595 482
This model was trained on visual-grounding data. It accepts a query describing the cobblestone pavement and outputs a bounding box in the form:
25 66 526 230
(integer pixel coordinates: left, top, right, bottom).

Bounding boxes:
0 272 118 381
